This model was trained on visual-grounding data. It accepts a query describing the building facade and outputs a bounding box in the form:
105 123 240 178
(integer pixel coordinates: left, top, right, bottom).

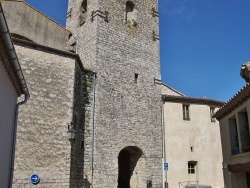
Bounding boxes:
2 0 163 187
66 0 163 187
214 63 250 188
1 0 226 187
161 85 224 188
0 2 29 187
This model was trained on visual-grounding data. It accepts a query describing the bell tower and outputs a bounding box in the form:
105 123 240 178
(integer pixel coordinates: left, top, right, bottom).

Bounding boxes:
66 0 162 187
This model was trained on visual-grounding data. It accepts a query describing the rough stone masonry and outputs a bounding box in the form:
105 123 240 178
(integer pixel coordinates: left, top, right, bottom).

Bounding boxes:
10 0 163 187
67 0 163 187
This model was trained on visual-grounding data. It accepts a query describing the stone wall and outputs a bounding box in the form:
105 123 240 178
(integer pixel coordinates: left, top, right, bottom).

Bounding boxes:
67 0 163 187
66 0 98 70
69 67 94 187
2 1 70 51
12 45 77 187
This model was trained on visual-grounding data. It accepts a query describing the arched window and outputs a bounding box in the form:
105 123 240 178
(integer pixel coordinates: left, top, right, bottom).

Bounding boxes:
126 1 135 24
79 0 87 26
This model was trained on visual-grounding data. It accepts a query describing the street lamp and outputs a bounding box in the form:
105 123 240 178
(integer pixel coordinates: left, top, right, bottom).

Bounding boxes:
67 122 76 142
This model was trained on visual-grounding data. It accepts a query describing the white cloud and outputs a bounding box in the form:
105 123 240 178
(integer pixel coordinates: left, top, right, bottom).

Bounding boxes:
160 0 210 20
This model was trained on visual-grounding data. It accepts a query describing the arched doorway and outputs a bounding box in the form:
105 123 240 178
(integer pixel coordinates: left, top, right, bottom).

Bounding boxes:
118 146 143 188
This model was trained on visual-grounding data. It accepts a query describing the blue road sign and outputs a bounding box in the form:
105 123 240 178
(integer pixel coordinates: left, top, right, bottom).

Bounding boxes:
164 163 168 171
30 174 40 184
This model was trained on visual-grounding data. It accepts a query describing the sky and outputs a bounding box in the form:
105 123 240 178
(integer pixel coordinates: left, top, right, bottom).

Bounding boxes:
24 0 250 102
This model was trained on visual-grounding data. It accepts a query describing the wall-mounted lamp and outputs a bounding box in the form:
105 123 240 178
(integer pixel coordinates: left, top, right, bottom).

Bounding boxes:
67 122 76 142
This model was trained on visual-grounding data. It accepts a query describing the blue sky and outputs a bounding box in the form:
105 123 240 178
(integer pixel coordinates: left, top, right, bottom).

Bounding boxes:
25 0 250 102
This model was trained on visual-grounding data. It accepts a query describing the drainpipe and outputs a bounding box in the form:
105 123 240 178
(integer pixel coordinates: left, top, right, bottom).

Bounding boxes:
90 72 96 188
154 78 166 188
8 95 29 188
0 4 30 187
0 4 29 96
162 98 166 188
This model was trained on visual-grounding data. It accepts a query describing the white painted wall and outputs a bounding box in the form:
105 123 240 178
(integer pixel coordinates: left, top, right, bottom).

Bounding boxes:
0 60 18 188
164 102 224 188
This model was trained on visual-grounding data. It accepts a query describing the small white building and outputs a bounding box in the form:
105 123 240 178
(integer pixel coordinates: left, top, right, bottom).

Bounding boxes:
161 84 224 188
0 2 29 187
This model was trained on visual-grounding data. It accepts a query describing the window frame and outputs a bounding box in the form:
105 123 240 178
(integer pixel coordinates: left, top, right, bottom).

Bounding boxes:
79 0 87 27
183 104 190 121
188 161 197 174
126 1 135 24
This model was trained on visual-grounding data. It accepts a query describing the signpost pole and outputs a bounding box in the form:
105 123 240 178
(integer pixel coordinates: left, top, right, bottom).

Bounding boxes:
162 159 165 188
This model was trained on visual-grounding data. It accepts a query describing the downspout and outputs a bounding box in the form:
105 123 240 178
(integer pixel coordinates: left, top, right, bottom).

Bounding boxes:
0 4 29 96
162 97 166 188
90 72 96 188
155 78 166 188
8 95 29 188
0 3 30 187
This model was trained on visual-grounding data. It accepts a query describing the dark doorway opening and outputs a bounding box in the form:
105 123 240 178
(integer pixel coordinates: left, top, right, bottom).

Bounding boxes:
118 146 143 188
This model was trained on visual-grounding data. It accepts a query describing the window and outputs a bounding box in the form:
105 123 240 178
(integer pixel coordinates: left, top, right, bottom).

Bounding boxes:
210 107 216 122
238 110 250 153
188 161 198 182
229 117 240 155
83 91 88 102
73 114 77 130
79 0 87 26
126 1 135 23
190 147 193 152
134 73 138 84
81 141 84 149
183 104 190 120
188 162 196 174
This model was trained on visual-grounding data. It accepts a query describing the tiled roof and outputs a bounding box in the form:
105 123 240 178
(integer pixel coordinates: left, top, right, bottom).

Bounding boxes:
162 95 224 107
213 84 250 120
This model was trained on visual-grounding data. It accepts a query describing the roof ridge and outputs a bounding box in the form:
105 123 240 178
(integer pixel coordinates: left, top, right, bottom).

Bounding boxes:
214 83 250 120
163 94 225 103
162 95 225 107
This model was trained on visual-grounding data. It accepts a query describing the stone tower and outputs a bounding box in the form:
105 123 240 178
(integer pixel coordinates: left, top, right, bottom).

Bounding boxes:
66 0 163 187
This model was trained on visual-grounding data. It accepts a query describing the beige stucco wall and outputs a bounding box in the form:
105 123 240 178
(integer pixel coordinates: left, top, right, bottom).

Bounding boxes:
0 57 18 188
219 98 250 188
2 1 70 50
164 102 224 188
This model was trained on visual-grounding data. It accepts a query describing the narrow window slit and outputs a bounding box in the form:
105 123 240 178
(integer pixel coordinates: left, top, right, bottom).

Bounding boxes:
135 73 139 84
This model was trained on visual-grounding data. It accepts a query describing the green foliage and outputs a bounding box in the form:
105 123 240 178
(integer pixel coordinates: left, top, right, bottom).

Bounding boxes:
127 19 137 28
